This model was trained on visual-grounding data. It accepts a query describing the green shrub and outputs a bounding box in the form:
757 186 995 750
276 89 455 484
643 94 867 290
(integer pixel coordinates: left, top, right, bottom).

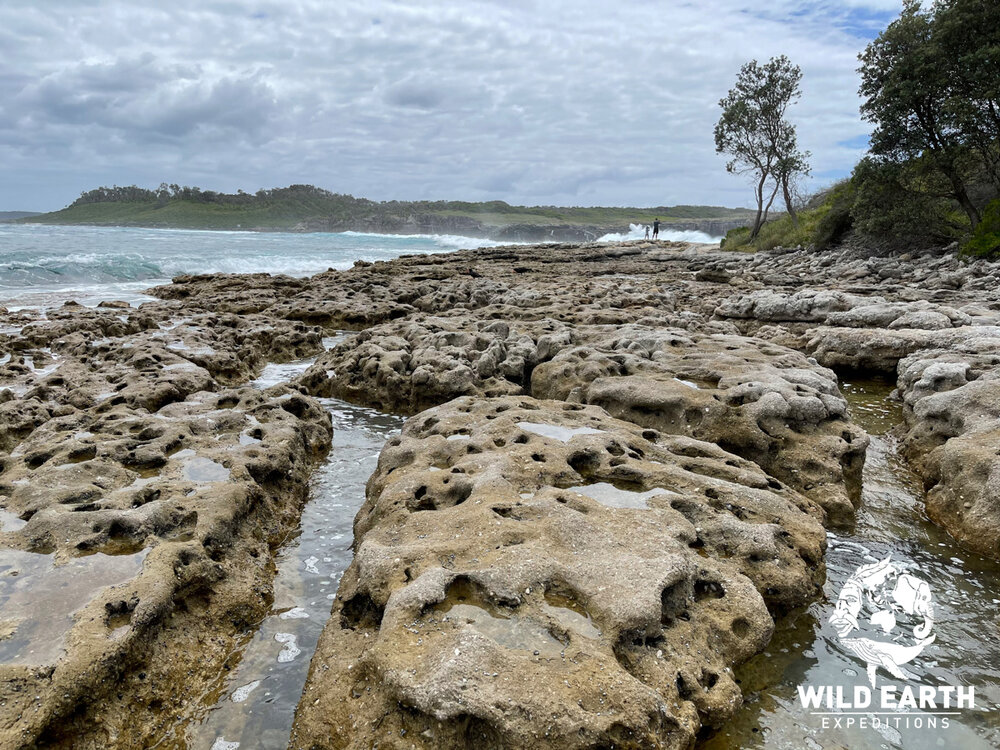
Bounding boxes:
964 199 1000 257
751 213 813 252
850 157 962 245
719 226 751 249
812 179 856 249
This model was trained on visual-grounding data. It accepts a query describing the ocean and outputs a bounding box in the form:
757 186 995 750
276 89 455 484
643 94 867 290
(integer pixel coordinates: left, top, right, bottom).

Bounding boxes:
0 223 517 309
0 223 720 310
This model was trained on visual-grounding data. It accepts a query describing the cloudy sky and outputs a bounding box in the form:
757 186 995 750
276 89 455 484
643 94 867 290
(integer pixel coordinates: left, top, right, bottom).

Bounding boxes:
1 0 903 212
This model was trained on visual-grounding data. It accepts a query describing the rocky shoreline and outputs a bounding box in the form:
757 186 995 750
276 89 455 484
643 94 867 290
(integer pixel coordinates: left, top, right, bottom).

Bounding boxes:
2 238 1000 747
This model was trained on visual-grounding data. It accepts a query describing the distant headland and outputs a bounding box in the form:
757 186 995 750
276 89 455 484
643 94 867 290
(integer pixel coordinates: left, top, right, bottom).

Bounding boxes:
16 183 753 242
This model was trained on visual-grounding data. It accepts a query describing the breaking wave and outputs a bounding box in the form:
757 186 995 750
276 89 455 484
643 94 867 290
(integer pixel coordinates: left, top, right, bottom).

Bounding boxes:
0 224 503 290
597 223 722 244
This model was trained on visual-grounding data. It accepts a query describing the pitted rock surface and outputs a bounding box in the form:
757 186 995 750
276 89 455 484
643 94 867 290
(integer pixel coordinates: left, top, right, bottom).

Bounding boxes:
299 318 865 523
290 397 826 750
894 334 1000 558
0 297 332 749
5 236 1000 747
530 325 867 523
298 316 552 413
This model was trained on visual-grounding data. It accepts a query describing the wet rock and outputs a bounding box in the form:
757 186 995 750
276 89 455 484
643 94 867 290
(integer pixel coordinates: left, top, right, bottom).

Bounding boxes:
805 326 1000 374
0 294 333 748
716 289 868 323
895 337 1000 558
299 317 552 413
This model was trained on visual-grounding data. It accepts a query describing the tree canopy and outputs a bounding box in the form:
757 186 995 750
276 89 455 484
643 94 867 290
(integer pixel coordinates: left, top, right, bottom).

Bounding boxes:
858 0 1000 231
715 55 810 239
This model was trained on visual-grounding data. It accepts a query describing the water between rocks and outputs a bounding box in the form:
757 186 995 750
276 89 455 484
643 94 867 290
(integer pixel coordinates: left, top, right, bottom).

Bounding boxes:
151 349 404 750
701 378 1000 750
153 371 1000 749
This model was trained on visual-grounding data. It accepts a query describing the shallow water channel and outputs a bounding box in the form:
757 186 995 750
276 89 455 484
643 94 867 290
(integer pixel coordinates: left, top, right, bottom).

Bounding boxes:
150 370 1000 749
156 396 402 750
700 379 1000 750
148 345 403 750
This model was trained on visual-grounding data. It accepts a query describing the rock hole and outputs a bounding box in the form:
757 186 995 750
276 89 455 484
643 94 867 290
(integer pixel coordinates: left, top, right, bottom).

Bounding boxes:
731 617 751 638
661 579 691 625
676 674 694 700
340 592 385 630
694 579 725 601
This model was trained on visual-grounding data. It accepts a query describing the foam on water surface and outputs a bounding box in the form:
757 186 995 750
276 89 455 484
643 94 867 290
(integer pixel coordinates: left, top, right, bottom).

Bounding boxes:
165 398 404 749
0 224 506 310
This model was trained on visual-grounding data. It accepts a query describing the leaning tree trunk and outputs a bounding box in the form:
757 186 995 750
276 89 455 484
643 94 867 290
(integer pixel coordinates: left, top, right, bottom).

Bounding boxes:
749 171 768 240
782 174 798 226
946 170 982 229
759 179 781 231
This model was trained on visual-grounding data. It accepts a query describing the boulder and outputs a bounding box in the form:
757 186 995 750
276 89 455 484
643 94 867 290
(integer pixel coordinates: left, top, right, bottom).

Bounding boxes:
290 397 826 750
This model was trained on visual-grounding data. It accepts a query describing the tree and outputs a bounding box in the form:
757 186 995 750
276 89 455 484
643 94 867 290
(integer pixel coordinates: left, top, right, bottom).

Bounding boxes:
933 0 1000 193
858 0 988 228
715 55 811 239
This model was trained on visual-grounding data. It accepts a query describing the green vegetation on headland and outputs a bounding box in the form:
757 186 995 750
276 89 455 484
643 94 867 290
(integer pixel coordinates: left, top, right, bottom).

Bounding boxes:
21 184 753 242
723 0 1000 257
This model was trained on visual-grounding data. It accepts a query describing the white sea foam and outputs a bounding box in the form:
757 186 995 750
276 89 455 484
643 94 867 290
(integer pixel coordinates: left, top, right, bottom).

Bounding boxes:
0 224 517 310
597 222 722 244
340 230 516 248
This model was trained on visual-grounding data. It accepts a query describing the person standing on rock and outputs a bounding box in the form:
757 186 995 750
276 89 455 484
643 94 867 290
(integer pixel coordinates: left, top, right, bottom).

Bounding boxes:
652 218 660 239
644 224 650 239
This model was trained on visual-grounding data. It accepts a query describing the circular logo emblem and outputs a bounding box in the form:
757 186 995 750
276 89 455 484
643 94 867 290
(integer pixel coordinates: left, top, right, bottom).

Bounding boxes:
829 556 935 686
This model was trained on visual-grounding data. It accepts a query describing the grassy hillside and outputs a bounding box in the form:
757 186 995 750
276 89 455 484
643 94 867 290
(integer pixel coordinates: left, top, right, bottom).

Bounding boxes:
22 184 755 234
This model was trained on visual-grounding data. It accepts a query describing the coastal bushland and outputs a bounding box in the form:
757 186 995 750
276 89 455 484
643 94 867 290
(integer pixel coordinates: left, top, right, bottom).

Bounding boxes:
723 0 1000 257
25 183 752 234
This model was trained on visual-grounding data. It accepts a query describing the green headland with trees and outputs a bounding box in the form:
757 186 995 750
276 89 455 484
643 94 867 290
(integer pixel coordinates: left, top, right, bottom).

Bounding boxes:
19 184 754 241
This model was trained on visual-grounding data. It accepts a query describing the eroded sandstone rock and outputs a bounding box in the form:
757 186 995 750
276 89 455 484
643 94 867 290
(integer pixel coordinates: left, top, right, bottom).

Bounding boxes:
530 326 867 523
0 298 332 749
291 397 826 750
894 335 1000 558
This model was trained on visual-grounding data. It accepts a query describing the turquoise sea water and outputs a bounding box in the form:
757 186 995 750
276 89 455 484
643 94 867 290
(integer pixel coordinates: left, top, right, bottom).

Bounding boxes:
0 223 503 308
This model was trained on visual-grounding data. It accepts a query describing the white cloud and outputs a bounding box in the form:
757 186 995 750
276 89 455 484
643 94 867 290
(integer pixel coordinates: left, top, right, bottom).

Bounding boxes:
0 0 903 211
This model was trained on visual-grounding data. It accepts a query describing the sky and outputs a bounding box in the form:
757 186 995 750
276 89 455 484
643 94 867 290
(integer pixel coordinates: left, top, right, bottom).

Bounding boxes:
0 0 903 212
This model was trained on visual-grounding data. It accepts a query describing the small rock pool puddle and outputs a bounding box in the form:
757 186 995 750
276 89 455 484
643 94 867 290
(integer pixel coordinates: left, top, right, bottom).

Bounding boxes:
699 378 1000 750
0 548 149 664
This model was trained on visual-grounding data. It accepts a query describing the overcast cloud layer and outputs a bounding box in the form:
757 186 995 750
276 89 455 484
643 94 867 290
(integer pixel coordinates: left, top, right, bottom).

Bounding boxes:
1 1 903 212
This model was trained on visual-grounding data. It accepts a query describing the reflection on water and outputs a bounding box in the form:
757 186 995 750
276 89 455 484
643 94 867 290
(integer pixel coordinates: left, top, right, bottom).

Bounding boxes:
152 398 403 749
437 580 566 658
249 331 349 391
516 421 604 443
700 378 1000 749
0 549 148 664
